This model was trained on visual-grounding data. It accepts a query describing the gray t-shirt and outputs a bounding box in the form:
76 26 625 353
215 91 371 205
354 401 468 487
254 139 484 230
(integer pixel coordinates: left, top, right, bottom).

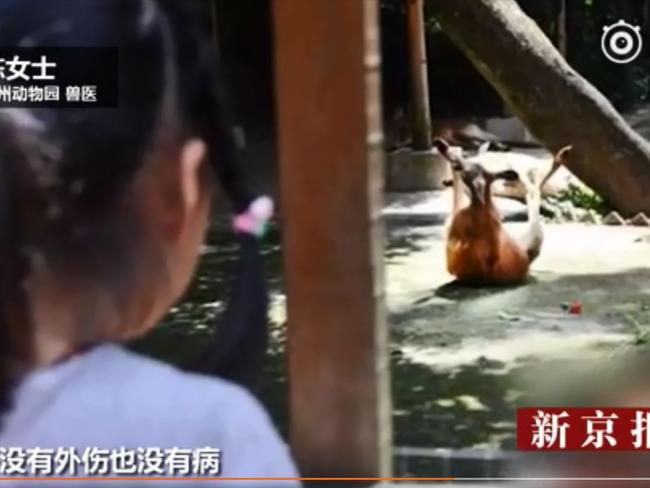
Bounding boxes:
0 344 300 486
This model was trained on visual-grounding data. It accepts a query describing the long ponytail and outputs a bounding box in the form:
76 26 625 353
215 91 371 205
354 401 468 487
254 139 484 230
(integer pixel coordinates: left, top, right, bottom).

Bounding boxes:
194 47 273 390
157 2 273 390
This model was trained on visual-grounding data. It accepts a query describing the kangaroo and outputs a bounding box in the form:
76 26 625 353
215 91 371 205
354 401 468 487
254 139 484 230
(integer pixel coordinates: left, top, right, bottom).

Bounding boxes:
434 138 572 286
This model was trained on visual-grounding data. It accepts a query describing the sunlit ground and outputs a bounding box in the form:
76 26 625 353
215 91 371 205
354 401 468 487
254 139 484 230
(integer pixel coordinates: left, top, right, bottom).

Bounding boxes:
130 219 650 476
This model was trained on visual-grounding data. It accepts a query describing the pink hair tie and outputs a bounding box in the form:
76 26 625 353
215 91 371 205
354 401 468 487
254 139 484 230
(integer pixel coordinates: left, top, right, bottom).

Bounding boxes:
232 196 274 237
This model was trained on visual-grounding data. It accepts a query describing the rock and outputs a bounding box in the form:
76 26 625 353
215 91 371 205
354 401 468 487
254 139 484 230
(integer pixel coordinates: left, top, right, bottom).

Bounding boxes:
552 201 575 222
627 213 650 227
498 311 521 322
602 211 626 226
576 212 588 223
385 148 450 192
563 205 579 222
578 210 599 225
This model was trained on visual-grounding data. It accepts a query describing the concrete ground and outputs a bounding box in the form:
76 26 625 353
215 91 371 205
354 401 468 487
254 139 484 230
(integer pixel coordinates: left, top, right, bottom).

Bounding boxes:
262 202 650 460
386 223 650 370
385 222 650 467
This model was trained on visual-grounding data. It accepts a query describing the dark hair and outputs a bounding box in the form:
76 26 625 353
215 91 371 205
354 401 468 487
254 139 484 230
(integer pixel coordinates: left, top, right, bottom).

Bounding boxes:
0 0 269 422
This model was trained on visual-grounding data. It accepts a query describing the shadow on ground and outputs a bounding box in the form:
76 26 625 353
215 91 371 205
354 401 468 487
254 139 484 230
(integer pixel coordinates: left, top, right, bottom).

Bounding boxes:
428 280 530 303
385 223 445 260
128 223 291 433
390 263 650 351
129 220 650 456
388 266 650 452
390 353 521 449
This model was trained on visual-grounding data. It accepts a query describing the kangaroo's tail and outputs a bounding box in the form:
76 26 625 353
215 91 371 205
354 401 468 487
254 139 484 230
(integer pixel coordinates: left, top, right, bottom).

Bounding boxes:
539 145 572 191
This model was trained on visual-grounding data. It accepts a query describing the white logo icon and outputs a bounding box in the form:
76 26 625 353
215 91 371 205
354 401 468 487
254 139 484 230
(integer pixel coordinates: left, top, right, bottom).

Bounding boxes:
601 20 643 64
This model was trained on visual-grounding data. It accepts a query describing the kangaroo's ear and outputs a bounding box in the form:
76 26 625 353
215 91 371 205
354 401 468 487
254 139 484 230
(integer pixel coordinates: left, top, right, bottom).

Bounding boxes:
555 145 573 165
433 138 450 155
495 169 520 182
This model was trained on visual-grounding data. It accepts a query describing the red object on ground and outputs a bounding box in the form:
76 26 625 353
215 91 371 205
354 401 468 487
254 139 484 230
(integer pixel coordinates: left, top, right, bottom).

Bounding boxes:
568 301 582 315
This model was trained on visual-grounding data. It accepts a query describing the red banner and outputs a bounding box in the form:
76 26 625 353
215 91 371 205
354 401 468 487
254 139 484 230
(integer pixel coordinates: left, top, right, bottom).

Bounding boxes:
517 408 650 450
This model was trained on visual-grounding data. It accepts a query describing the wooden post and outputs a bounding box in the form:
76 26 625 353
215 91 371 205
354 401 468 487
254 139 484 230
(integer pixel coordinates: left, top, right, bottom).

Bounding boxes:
208 0 220 54
273 0 392 483
556 0 567 57
406 0 433 150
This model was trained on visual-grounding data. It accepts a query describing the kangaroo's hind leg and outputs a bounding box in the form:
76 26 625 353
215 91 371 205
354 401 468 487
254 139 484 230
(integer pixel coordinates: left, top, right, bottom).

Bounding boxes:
517 173 545 264
518 145 572 264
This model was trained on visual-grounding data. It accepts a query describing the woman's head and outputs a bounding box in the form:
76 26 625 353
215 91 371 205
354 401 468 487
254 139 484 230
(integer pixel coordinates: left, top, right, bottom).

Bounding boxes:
0 0 266 415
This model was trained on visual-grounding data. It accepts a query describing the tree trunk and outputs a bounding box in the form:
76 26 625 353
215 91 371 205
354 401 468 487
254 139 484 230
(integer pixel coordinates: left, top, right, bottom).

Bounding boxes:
429 0 650 216
209 0 219 50
556 0 567 57
406 0 433 150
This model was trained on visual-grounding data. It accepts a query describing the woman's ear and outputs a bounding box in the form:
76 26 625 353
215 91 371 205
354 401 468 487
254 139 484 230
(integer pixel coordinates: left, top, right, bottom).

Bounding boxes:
140 137 208 243
179 138 207 216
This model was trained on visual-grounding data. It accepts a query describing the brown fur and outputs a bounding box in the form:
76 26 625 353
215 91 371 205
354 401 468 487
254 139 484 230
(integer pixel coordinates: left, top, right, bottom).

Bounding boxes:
436 139 572 286
446 191 530 286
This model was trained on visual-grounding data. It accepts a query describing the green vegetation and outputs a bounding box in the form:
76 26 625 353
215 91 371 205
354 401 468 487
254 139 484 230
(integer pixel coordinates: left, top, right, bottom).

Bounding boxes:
556 183 612 214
